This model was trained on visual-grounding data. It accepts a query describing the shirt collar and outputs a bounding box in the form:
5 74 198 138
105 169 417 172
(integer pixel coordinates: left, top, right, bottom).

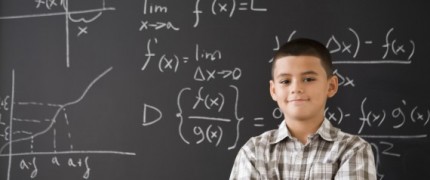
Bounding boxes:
316 119 338 142
270 120 290 144
270 119 338 145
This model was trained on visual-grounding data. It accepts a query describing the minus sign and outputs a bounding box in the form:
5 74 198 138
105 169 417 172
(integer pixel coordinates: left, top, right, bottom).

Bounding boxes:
364 41 373 44
254 124 265 127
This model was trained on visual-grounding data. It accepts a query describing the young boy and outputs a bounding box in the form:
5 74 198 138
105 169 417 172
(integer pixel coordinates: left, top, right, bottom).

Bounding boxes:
230 38 376 180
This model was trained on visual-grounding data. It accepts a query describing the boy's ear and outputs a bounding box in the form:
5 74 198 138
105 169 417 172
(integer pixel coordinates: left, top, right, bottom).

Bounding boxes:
327 75 339 98
269 80 277 101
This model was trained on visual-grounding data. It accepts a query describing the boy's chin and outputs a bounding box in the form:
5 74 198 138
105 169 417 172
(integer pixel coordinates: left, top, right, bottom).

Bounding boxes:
284 113 316 121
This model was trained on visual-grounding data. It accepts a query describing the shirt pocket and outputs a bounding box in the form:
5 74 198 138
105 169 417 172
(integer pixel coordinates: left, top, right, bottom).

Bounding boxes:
309 162 338 180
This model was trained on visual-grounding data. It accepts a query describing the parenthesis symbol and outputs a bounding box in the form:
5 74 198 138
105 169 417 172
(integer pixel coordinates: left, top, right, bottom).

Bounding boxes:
174 55 179 72
372 110 387 127
337 107 343 124
378 110 386 127
425 110 430 126
204 94 210 109
348 27 360 58
324 107 329 116
211 0 217 15
216 126 223 147
391 39 398 55
410 106 418 123
408 40 415 60
206 125 213 143
218 93 225 112
158 55 166 73
177 87 191 144
229 0 236 17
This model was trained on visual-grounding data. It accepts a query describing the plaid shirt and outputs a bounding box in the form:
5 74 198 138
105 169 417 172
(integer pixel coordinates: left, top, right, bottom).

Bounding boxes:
230 119 377 180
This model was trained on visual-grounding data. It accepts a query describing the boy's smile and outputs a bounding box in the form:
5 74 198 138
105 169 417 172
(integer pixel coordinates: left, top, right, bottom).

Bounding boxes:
287 97 310 104
270 55 338 123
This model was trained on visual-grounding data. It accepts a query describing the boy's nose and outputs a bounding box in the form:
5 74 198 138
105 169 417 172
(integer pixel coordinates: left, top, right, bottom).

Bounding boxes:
290 81 304 94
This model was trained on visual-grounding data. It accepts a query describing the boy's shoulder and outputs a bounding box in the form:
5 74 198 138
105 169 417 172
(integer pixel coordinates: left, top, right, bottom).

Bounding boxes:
334 127 372 151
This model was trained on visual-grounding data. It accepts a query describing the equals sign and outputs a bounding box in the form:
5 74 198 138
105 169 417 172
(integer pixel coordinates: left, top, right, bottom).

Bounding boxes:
254 117 264 127
239 3 248 11
183 57 189 63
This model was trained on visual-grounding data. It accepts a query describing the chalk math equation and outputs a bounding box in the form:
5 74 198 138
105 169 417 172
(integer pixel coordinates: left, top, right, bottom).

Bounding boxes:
269 28 415 65
325 97 428 179
138 0 266 31
141 38 244 150
176 85 243 150
326 98 429 133
0 67 135 180
143 85 244 150
141 38 241 82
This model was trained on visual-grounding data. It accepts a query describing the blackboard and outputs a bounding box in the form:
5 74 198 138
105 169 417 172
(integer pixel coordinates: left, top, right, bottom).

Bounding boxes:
1 0 429 179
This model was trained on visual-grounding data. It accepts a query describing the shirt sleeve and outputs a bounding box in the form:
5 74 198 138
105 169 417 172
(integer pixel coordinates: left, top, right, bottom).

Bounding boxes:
229 141 260 180
335 141 377 180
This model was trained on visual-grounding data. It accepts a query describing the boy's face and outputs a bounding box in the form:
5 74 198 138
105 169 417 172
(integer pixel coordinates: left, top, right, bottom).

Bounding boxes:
269 55 338 122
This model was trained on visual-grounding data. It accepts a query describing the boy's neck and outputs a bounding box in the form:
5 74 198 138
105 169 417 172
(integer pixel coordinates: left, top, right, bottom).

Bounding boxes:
285 116 324 145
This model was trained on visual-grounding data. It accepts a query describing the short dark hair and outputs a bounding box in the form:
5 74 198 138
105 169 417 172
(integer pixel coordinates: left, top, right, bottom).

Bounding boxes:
271 38 333 79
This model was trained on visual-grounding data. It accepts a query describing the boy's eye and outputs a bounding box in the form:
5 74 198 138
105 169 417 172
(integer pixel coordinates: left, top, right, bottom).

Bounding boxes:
303 77 316 82
280 80 290 84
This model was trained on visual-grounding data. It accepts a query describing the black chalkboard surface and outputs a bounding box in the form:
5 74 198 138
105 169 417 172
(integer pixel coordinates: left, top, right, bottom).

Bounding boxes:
1 0 429 179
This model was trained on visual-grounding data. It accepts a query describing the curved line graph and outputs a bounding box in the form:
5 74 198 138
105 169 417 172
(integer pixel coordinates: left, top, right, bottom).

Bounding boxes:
0 67 135 180
0 67 113 153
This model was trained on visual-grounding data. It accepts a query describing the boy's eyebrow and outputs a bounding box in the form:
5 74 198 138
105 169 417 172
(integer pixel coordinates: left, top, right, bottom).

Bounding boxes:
276 73 291 79
301 70 319 75
276 71 319 78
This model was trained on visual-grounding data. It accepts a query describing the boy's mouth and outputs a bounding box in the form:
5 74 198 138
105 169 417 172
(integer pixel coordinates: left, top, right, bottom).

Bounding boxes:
287 98 310 103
